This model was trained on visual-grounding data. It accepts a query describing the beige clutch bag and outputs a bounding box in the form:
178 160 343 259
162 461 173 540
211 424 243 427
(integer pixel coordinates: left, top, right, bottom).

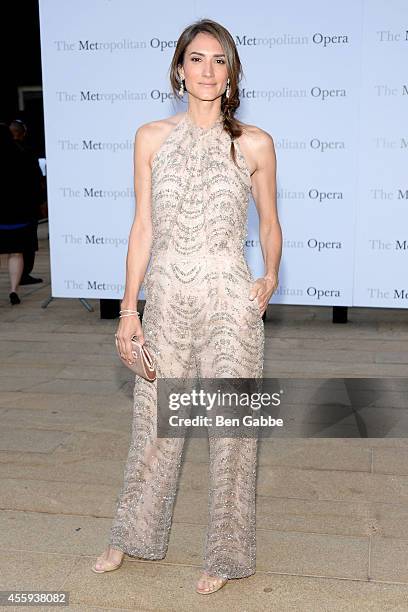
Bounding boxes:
115 334 156 382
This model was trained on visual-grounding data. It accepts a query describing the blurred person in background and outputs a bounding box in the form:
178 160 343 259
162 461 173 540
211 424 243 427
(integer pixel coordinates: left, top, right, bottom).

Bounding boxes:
9 119 43 285
0 123 41 304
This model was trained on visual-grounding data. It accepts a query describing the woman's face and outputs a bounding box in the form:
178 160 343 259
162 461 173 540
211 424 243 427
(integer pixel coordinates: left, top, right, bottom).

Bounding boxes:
179 32 228 101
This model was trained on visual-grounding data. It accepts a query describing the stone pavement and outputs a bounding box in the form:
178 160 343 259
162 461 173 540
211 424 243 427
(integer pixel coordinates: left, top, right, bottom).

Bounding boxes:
0 222 408 611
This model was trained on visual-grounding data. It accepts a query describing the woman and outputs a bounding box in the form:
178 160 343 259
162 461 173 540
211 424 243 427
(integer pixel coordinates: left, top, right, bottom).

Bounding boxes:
92 19 282 594
0 124 40 305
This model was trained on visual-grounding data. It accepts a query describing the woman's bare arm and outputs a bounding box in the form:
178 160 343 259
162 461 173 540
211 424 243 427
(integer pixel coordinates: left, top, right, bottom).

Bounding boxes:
115 123 156 361
120 124 154 311
239 126 282 314
250 130 282 282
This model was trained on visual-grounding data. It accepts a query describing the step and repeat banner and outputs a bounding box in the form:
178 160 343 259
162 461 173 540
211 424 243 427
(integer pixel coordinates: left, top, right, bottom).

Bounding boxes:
38 0 407 307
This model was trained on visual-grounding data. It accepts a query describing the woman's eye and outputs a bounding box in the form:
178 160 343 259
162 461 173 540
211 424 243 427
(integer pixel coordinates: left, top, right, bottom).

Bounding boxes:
190 57 225 64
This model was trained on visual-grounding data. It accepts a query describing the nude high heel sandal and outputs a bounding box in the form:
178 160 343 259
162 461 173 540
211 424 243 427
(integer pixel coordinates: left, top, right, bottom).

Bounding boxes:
195 573 228 594
91 552 124 574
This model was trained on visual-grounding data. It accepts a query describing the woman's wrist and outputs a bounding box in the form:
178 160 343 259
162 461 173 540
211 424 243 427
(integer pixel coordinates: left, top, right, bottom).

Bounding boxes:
263 270 278 281
121 299 138 310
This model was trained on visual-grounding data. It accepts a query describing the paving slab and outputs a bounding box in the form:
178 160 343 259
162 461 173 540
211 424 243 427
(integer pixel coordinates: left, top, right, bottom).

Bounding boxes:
1 223 408 609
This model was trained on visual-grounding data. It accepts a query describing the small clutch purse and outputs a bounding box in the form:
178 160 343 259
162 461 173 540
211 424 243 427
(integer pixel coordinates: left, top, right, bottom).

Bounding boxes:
115 334 156 382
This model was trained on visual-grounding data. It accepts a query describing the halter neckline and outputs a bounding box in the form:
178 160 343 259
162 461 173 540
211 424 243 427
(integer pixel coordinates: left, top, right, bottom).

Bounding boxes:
184 111 224 134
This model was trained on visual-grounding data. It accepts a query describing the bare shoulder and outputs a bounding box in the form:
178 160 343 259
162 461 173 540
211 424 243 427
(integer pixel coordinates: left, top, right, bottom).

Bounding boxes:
136 113 184 137
236 120 275 151
134 113 185 165
235 120 276 174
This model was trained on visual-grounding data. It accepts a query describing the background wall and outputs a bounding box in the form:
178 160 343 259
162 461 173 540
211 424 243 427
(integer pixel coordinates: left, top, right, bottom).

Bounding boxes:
38 0 407 307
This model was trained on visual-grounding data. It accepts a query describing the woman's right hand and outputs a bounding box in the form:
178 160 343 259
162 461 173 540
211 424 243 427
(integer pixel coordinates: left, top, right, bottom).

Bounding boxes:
115 313 145 364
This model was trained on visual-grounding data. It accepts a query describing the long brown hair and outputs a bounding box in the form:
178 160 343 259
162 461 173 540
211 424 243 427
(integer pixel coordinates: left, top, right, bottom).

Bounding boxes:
169 18 244 165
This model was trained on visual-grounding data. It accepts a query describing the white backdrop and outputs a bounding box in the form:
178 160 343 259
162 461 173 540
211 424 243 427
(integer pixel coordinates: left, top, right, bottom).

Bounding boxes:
38 0 407 307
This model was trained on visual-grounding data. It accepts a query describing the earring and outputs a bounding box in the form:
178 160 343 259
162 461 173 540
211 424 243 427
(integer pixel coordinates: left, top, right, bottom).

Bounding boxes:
178 77 185 98
225 77 230 98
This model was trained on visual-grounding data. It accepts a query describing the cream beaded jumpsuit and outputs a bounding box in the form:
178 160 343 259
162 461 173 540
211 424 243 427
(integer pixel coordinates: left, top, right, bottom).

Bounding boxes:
109 112 265 579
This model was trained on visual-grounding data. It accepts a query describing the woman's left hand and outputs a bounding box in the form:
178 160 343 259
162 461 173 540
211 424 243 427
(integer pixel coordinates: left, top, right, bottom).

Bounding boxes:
249 272 279 316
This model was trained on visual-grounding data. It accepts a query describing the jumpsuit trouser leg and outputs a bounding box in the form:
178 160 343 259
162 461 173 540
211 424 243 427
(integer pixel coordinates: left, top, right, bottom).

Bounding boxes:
196 291 264 579
109 319 195 559
109 272 264 579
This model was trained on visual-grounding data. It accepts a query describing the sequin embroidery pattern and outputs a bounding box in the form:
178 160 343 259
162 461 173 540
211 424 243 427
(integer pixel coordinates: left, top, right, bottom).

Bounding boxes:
109 112 265 579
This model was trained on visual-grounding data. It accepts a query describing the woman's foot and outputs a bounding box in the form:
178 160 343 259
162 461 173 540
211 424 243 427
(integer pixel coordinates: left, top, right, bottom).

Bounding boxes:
196 572 228 594
91 547 125 573
9 292 20 305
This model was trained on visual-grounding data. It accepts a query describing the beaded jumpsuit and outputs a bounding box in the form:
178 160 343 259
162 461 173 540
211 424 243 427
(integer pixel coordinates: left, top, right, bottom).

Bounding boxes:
109 112 265 579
